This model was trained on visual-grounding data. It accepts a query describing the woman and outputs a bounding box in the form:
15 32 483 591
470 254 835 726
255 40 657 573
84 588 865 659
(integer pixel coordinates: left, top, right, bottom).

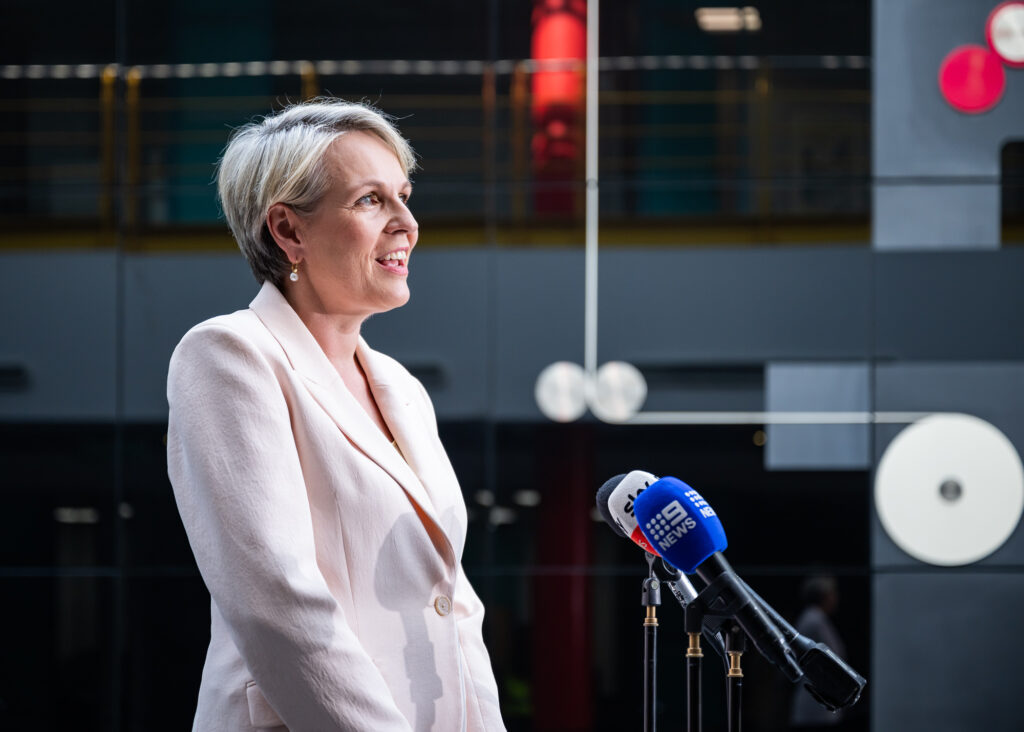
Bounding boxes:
167 100 505 731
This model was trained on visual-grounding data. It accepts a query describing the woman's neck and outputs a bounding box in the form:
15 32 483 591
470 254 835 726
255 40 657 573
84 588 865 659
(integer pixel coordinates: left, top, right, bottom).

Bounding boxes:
283 284 365 371
280 281 393 441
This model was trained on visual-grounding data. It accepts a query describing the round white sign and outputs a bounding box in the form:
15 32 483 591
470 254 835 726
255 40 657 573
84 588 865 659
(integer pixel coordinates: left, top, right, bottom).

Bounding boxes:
875 414 1024 566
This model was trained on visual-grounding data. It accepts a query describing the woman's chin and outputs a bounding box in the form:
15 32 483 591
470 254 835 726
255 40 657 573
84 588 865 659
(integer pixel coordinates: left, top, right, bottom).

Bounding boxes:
373 287 411 314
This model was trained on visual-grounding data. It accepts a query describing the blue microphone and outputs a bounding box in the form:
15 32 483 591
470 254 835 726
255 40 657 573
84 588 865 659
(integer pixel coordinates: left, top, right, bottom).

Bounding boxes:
631 477 727 572
635 477 804 683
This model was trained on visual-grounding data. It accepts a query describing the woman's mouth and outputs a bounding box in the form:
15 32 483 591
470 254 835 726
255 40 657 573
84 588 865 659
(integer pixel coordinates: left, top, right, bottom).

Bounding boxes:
376 250 409 274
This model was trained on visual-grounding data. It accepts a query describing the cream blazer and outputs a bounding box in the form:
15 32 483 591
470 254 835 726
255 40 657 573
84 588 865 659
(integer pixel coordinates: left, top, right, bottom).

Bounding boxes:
167 281 505 732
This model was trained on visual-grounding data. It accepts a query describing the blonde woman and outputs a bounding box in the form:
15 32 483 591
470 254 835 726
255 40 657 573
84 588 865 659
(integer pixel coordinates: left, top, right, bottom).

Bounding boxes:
167 100 505 731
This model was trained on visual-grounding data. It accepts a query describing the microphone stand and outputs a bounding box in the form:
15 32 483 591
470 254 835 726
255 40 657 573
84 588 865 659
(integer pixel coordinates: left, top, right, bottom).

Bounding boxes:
683 601 703 732
725 624 746 732
683 597 747 732
641 553 661 732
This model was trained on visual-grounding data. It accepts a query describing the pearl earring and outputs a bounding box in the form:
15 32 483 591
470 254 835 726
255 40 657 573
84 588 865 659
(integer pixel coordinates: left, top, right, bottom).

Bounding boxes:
289 261 299 282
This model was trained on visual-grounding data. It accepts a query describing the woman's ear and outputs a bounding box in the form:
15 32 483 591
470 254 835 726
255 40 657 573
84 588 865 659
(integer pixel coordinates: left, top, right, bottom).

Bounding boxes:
266 202 304 264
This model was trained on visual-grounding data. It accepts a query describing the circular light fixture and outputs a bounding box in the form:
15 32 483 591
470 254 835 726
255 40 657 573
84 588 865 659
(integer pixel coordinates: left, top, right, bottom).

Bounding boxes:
588 361 648 423
534 361 587 422
987 1 1024 67
938 44 1006 114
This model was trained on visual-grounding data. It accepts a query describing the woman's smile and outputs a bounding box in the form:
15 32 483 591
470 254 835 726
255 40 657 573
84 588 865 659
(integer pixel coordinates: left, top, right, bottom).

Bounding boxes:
375 247 410 275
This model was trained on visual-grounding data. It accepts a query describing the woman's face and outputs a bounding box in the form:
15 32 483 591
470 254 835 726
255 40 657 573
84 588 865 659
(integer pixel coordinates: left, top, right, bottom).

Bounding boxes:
295 130 417 319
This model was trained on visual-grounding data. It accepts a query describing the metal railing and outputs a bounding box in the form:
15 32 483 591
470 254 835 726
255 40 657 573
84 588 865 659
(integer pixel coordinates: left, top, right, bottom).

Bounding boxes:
0 55 875 246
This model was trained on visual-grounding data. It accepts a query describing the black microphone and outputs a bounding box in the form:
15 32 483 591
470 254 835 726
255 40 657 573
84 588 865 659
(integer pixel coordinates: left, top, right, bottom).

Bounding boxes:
739 579 866 711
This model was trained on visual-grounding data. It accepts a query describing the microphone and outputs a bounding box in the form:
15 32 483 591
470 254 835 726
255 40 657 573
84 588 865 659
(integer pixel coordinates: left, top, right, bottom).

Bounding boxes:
595 471 700 603
596 471 727 660
602 472 865 709
740 580 866 711
596 470 662 557
634 477 804 683
599 473 865 710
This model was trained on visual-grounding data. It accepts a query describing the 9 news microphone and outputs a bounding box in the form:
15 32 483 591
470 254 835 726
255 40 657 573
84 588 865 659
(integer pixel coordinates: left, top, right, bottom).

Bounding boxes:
596 471 728 661
634 477 804 683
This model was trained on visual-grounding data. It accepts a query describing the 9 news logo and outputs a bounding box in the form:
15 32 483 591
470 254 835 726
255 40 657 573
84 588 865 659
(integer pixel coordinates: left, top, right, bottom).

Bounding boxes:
644 500 698 551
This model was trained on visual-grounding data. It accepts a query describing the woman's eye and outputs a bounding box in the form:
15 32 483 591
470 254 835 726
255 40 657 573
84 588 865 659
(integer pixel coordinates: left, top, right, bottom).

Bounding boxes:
356 192 381 206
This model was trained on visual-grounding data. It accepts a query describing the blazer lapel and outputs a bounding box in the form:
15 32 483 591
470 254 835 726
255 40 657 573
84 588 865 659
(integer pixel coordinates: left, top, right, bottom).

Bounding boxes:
357 338 461 560
356 339 449 510
249 282 454 563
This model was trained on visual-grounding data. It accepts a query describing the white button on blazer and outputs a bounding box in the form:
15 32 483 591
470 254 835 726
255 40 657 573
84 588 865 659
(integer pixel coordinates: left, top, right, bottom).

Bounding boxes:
167 281 505 731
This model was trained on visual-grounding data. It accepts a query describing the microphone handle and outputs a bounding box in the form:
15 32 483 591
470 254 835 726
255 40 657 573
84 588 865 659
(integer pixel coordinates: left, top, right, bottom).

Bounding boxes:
737 578 814 656
695 554 804 683
739 578 866 711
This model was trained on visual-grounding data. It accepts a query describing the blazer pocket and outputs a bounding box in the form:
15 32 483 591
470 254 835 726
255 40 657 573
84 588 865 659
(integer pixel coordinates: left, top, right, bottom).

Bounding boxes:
245 680 286 729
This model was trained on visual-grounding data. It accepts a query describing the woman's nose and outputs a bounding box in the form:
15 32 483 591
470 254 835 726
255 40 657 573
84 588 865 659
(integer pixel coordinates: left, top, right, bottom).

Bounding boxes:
388 200 418 235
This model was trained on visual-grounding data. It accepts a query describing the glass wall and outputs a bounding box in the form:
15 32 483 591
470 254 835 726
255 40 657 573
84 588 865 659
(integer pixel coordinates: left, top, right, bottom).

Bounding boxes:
1 1 873 250
1 2 876 730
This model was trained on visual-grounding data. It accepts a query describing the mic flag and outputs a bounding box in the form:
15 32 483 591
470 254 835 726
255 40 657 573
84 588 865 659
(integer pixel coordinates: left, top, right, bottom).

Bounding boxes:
596 470 662 556
633 477 728 574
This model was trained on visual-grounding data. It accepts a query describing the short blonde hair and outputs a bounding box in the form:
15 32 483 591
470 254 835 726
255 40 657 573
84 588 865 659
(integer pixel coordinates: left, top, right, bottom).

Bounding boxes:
216 99 417 285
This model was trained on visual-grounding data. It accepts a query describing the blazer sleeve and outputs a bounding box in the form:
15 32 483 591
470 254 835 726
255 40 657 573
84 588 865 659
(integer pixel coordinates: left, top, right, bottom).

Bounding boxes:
167 323 412 732
453 566 506 731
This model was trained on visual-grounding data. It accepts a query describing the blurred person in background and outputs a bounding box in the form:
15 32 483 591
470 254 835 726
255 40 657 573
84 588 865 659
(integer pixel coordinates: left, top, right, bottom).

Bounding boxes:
790 575 846 731
166 99 505 731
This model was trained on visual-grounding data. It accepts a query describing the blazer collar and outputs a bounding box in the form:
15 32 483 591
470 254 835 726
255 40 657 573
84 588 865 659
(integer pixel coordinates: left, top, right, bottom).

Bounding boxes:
249 282 455 564
249 281 340 388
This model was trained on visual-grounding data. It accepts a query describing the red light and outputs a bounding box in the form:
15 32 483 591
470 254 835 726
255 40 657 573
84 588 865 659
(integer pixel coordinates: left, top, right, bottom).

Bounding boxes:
938 44 1006 114
532 9 586 110
530 0 587 215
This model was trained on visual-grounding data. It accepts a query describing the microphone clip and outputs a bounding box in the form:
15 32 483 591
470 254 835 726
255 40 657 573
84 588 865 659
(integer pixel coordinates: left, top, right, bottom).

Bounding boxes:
641 554 662 608
685 571 805 684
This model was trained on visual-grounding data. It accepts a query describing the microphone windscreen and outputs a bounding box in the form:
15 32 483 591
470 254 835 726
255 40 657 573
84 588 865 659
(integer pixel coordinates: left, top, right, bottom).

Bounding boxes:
605 470 661 555
634 477 727 574
596 474 628 537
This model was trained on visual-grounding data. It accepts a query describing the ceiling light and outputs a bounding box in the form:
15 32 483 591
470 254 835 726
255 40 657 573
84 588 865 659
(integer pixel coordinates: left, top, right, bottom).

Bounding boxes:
696 6 761 33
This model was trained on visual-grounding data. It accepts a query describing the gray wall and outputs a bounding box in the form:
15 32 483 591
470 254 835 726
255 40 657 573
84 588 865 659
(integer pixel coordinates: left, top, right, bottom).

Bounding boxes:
4 246 1022 415
873 0 1024 249
872 2 1024 730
